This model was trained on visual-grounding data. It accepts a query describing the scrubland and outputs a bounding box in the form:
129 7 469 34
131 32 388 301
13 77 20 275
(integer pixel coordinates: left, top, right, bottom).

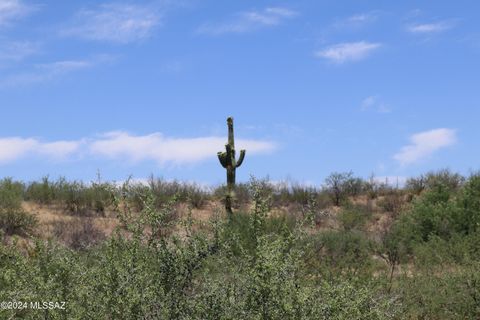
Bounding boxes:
1 170 479 319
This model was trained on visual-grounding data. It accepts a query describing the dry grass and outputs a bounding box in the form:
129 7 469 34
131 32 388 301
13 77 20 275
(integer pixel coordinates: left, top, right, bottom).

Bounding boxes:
16 195 397 250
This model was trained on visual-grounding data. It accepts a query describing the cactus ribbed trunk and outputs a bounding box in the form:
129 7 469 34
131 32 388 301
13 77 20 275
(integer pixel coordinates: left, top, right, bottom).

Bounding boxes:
217 117 245 215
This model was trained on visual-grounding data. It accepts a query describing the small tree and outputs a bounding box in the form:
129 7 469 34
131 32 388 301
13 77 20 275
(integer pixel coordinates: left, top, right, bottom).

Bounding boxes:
324 171 354 206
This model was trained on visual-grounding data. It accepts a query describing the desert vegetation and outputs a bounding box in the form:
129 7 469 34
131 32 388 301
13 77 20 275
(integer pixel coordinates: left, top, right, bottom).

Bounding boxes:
0 168 479 319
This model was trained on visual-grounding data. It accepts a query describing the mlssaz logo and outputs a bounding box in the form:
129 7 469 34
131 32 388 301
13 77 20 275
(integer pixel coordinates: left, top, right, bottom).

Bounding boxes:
30 301 66 310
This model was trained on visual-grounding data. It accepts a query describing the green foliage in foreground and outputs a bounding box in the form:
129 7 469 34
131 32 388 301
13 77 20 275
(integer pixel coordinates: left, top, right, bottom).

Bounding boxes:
1 173 480 319
0 178 37 236
0 179 398 320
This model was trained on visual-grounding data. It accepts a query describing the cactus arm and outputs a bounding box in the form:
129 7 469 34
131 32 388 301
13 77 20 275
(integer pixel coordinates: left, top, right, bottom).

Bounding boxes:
217 152 227 168
236 150 246 168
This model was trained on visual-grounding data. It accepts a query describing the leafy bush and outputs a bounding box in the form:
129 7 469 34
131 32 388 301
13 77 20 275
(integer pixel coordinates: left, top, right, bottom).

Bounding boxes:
0 209 37 236
454 174 480 234
337 204 372 231
397 262 480 319
25 176 54 204
377 190 406 216
149 177 210 209
307 230 376 279
405 169 465 196
0 178 36 237
0 178 24 209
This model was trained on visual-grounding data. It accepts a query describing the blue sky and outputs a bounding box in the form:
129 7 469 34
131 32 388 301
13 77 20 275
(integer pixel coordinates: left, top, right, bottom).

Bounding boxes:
1 0 479 186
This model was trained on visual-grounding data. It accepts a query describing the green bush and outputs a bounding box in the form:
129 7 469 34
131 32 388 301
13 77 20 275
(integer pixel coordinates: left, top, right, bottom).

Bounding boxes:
0 178 24 209
0 178 36 237
397 262 480 319
455 174 480 234
0 209 37 236
337 204 372 231
307 230 376 279
25 176 54 204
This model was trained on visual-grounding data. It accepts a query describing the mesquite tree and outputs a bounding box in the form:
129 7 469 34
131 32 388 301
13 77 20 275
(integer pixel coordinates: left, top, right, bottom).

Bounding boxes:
217 117 246 215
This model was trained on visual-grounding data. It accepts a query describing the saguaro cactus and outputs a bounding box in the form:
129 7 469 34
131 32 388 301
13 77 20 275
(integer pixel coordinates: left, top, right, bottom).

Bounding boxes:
217 117 246 215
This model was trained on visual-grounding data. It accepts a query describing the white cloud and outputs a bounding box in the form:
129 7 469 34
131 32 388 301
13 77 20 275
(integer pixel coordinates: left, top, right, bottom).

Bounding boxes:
361 95 391 113
63 3 161 43
0 137 82 164
0 0 35 27
89 131 276 166
37 141 83 159
407 21 453 34
0 131 276 166
315 41 381 63
393 128 457 166
197 7 297 35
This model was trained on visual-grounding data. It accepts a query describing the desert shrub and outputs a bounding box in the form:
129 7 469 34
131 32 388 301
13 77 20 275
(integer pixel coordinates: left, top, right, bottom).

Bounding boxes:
405 169 465 196
0 209 37 236
413 231 480 270
397 262 480 319
0 178 36 237
0 176 401 320
377 190 406 216
187 187 209 209
338 204 372 231
25 176 54 204
424 169 465 191
0 178 24 209
57 180 90 214
49 178 116 216
404 176 426 196
284 184 318 206
148 177 211 209
0 240 80 320
52 218 106 250
307 230 376 279
344 177 365 198
316 190 333 209
220 211 296 257
402 185 460 242
121 181 150 212
88 180 115 215
454 173 480 235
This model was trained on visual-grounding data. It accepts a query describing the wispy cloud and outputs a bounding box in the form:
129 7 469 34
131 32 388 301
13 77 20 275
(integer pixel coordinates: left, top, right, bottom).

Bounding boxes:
361 95 391 113
0 41 39 64
197 7 297 35
0 0 35 27
0 55 113 87
315 41 381 63
407 21 454 34
62 3 161 43
0 137 82 164
1 59 91 87
90 131 276 166
334 12 379 29
393 128 457 166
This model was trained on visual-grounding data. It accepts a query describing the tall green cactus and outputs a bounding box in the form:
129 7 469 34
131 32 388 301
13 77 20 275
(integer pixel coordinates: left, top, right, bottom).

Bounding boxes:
217 117 246 215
